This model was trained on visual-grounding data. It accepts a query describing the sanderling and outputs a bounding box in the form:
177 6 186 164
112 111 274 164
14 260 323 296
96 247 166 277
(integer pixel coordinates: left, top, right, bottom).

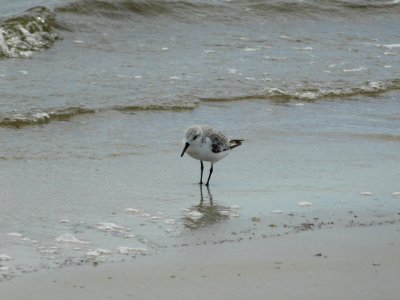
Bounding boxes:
180 125 243 186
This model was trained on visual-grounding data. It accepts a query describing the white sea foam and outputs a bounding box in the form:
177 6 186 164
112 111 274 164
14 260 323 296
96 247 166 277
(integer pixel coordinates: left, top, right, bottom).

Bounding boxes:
343 67 367 72
382 44 400 49
39 248 57 255
86 249 112 257
294 92 318 100
7 232 23 238
123 234 136 239
384 51 398 56
219 210 240 218
360 192 374 196
186 210 204 220
0 254 12 261
0 266 11 272
392 192 400 197
21 237 36 243
264 56 287 61
271 210 283 214
164 219 176 225
55 233 88 244
297 201 313 207
125 208 144 215
117 247 147 255
34 112 50 120
96 223 131 233
292 47 313 51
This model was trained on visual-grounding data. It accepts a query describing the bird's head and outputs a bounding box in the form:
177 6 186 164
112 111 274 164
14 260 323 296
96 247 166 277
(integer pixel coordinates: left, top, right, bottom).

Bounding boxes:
181 126 202 157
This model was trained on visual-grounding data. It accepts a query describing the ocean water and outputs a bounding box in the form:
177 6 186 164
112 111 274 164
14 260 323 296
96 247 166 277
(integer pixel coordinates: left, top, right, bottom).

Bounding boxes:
1 0 400 280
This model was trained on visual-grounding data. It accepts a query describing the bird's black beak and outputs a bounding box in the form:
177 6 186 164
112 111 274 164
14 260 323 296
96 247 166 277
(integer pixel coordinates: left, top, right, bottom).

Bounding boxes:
181 142 190 157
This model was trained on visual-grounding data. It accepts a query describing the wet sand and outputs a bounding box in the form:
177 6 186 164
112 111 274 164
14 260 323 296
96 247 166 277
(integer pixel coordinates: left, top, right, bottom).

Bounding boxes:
1 222 399 300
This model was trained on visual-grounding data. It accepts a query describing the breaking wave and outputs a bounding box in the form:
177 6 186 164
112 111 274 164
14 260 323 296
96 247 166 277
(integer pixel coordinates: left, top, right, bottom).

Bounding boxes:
0 106 95 128
1 0 400 58
0 6 60 58
54 0 400 20
0 102 197 128
201 80 400 103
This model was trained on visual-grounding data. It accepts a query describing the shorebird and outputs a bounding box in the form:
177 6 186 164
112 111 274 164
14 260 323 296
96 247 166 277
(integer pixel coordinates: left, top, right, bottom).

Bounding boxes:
180 125 243 186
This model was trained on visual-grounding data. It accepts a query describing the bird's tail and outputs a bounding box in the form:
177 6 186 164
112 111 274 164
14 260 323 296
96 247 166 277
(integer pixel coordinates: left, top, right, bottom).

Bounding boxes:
229 139 243 150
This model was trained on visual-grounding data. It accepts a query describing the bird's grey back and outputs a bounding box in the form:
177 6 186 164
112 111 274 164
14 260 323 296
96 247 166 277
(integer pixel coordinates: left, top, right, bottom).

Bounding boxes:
201 126 230 153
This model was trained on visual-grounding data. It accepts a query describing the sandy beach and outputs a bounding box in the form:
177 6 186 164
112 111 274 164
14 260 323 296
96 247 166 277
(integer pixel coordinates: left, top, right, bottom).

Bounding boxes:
1 222 399 300
1 1 400 299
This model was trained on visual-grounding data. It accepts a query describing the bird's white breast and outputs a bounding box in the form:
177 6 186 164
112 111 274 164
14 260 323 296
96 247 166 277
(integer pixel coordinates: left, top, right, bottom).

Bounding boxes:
186 138 230 163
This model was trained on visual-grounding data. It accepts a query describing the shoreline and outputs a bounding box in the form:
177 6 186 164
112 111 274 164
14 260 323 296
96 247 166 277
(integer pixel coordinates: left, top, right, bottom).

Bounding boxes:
1 222 399 300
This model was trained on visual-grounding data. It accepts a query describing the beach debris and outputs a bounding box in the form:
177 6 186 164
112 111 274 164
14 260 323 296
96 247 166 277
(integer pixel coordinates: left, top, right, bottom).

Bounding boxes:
372 263 381 267
86 249 112 257
297 201 313 207
392 192 400 197
251 217 261 222
296 223 315 231
360 192 374 196
314 253 327 258
123 234 135 239
117 247 147 255
55 233 88 244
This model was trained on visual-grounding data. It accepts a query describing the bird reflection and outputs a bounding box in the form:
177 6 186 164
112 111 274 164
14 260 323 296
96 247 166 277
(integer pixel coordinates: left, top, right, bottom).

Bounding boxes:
183 185 238 230
199 184 213 206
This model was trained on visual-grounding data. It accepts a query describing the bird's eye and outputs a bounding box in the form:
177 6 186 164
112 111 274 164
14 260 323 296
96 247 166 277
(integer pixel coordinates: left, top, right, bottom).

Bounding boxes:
193 135 199 140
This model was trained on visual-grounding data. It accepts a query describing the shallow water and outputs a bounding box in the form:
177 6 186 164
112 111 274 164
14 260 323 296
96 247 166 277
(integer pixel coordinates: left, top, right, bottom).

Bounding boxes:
1 0 400 280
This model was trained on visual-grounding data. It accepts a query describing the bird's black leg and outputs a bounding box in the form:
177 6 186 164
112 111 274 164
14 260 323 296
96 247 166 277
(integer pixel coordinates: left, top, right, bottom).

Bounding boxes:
205 163 213 186
199 161 204 185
